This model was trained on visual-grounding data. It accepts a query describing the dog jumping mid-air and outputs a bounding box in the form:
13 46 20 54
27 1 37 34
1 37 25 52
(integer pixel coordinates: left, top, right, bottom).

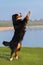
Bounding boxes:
3 11 30 61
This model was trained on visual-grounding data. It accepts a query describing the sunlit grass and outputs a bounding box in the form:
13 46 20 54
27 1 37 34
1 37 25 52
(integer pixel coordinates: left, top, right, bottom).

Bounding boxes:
0 47 43 65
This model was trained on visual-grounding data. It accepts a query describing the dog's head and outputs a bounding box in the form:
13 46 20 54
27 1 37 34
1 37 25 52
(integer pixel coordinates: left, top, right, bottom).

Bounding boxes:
12 13 22 29
12 13 22 21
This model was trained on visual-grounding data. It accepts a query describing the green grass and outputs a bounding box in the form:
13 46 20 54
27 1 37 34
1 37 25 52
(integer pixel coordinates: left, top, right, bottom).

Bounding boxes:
0 47 43 65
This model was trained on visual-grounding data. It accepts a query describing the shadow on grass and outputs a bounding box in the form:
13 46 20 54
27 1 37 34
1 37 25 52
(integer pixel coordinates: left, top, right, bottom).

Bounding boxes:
0 53 10 61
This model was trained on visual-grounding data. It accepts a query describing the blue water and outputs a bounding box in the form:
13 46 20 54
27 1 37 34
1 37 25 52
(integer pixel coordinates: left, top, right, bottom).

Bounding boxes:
0 29 43 47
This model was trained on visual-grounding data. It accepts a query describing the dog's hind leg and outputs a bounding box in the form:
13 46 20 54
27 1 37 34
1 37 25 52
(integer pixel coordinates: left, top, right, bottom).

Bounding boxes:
15 50 19 59
10 43 21 61
10 50 15 61
15 42 21 59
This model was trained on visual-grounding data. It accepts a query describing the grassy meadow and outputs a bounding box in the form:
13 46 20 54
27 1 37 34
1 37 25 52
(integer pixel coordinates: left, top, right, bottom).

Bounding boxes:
0 47 43 65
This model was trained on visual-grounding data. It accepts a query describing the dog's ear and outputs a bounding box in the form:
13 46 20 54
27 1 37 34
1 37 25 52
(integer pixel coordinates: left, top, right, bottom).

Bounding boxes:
12 15 15 23
12 14 18 22
12 14 18 29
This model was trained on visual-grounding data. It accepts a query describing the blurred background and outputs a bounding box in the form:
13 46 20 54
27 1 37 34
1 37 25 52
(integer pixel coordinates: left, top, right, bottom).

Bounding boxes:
0 0 43 47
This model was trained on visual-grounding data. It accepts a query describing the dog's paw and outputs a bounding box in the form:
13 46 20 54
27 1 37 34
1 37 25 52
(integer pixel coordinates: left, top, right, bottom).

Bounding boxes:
15 56 18 60
10 58 13 61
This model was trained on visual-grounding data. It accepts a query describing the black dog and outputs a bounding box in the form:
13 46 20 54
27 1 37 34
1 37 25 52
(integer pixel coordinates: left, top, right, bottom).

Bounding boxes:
3 11 30 61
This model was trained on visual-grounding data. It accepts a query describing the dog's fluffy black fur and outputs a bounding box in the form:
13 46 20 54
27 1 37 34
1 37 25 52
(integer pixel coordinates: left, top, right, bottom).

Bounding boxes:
3 11 30 60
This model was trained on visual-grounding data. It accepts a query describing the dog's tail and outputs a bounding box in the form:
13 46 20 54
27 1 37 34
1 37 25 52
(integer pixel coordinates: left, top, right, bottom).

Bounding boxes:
3 41 10 46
